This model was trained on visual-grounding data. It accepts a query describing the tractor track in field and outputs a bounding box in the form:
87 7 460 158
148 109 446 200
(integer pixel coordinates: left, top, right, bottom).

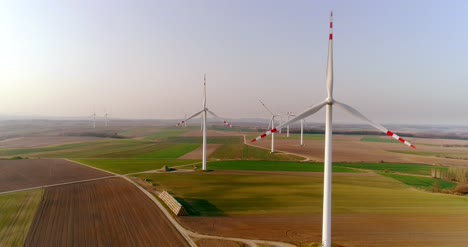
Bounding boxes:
243 135 311 162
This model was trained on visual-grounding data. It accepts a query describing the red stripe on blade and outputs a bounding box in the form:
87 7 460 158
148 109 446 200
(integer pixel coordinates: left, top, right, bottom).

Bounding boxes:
329 34 333 40
260 133 267 138
330 22 333 28
271 128 277 133
386 131 393 137
398 138 405 143
410 145 416 149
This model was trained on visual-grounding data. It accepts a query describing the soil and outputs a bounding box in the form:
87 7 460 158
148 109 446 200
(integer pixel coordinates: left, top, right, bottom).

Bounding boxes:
0 159 110 192
178 144 221 160
180 214 468 247
25 177 189 247
0 136 106 149
251 135 468 166
196 238 244 247
181 130 240 137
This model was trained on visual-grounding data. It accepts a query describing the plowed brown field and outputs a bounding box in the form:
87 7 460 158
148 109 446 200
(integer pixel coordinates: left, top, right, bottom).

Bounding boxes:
251 135 468 166
0 159 110 192
181 215 468 247
25 177 189 247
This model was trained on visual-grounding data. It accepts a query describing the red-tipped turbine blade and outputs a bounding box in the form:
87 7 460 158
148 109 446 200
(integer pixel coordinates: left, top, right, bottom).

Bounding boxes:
223 120 233 128
335 101 416 149
251 100 327 143
251 128 278 142
176 110 204 127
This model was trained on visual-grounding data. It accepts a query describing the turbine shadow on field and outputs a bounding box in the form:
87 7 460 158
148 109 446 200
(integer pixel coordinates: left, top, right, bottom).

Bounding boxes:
175 197 225 216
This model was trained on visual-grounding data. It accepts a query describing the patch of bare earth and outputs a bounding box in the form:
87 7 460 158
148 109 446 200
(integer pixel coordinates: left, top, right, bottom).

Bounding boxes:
178 144 221 159
180 215 468 247
251 135 468 166
25 177 189 247
0 136 106 149
181 130 238 137
0 159 110 192
196 239 244 247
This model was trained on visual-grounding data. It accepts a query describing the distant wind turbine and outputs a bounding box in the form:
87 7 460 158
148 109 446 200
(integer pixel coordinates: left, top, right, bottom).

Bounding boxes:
176 74 233 171
259 100 279 153
91 110 96 129
104 110 110 127
251 12 415 247
286 112 295 138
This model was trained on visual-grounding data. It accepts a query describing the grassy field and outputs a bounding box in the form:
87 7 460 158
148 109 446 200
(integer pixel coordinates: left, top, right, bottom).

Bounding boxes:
361 136 398 143
143 128 190 141
0 189 43 246
135 172 468 216
72 158 198 174
0 138 200 159
389 150 468 160
202 160 356 172
381 173 457 190
335 163 443 176
210 143 304 161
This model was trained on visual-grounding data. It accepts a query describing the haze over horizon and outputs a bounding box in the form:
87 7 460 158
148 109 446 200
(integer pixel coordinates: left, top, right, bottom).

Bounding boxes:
1 0 467 125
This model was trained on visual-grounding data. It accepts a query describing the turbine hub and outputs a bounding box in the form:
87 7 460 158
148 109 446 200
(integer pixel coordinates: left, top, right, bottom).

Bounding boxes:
326 97 334 105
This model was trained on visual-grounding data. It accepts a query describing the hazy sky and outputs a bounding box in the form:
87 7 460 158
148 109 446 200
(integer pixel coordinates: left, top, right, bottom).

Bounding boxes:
1 0 467 125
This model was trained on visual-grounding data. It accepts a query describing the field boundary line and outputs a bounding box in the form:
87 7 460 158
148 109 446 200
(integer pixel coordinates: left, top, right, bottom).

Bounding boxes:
121 176 197 247
243 135 311 162
0 175 116 195
69 159 296 247
69 158 196 246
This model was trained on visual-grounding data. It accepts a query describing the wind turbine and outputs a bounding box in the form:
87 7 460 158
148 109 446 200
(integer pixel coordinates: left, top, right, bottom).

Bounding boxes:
259 100 279 153
104 110 110 127
176 74 233 171
91 110 96 129
286 112 295 138
251 12 415 247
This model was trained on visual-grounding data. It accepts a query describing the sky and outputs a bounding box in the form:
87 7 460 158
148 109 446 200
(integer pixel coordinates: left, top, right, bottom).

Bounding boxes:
1 0 467 125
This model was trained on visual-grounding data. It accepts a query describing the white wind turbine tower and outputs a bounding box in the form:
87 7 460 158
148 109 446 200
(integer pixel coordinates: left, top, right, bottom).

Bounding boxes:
104 110 110 127
286 112 296 138
91 110 96 129
259 100 279 153
251 12 415 247
176 74 233 171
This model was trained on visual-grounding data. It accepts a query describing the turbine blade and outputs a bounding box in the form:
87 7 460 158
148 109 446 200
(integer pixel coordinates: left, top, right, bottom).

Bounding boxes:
203 74 207 109
207 109 219 118
251 101 326 142
259 100 275 116
267 115 273 130
335 101 415 149
326 11 334 99
207 110 233 127
176 109 204 126
223 120 233 128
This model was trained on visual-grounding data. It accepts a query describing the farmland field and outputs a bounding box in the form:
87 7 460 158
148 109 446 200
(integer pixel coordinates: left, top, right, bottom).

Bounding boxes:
0 189 43 247
73 158 198 174
136 170 468 246
0 159 110 192
25 178 190 246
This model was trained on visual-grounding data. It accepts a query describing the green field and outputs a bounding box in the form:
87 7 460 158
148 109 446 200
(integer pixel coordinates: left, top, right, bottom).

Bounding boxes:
135 172 468 216
389 150 468 160
72 158 198 174
202 160 355 172
0 190 43 246
0 138 200 159
381 173 457 190
210 143 303 161
335 163 442 176
143 128 190 141
361 136 398 143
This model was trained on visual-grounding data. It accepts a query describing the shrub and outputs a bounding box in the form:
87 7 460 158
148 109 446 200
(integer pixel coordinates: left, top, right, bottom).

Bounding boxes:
454 184 468 194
